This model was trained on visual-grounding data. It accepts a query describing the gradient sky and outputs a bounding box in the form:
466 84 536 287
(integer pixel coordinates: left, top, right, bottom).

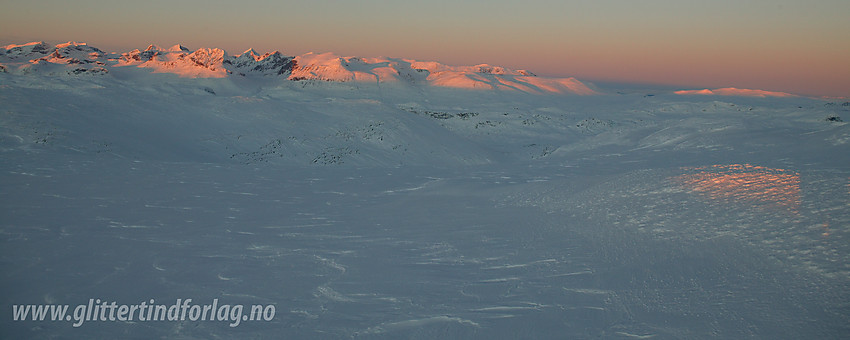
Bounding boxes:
2 0 848 97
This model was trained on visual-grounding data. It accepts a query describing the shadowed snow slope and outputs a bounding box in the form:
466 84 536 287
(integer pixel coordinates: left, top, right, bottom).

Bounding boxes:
2 41 850 339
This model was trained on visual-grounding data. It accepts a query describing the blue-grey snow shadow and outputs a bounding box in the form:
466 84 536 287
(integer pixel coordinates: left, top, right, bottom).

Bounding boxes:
2 160 849 339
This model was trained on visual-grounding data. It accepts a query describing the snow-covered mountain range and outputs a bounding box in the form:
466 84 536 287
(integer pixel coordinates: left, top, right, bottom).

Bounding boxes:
0 41 595 95
2 40 849 339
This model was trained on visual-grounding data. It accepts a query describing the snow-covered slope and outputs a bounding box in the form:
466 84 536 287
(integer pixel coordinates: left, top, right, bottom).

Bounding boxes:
2 40 849 339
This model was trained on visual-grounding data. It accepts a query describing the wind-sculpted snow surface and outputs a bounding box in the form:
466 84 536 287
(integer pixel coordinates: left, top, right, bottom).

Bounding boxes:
2 43 850 338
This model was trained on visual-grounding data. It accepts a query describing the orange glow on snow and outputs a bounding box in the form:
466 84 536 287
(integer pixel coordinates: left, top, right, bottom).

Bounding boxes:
2 41 47 49
674 164 801 213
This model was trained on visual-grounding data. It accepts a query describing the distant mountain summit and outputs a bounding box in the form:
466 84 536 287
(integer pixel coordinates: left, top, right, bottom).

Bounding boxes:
0 41 596 95
0 41 110 75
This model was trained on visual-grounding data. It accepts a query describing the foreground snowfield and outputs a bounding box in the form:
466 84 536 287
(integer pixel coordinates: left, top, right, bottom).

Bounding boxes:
1 68 849 339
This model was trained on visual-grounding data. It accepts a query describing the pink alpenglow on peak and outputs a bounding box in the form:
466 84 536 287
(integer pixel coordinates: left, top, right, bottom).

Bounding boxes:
275 51 596 94
117 46 229 78
2 41 51 51
168 44 191 52
235 48 263 62
675 88 796 98
54 41 89 49
0 41 108 75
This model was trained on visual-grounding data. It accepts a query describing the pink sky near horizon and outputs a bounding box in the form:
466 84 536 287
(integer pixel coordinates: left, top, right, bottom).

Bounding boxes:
2 0 848 97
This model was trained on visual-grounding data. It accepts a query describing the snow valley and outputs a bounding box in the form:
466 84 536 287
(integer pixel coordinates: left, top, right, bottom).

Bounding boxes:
1 41 849 339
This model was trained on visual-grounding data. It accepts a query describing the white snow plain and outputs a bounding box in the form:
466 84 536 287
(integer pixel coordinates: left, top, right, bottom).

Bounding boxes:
1 46 849 339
